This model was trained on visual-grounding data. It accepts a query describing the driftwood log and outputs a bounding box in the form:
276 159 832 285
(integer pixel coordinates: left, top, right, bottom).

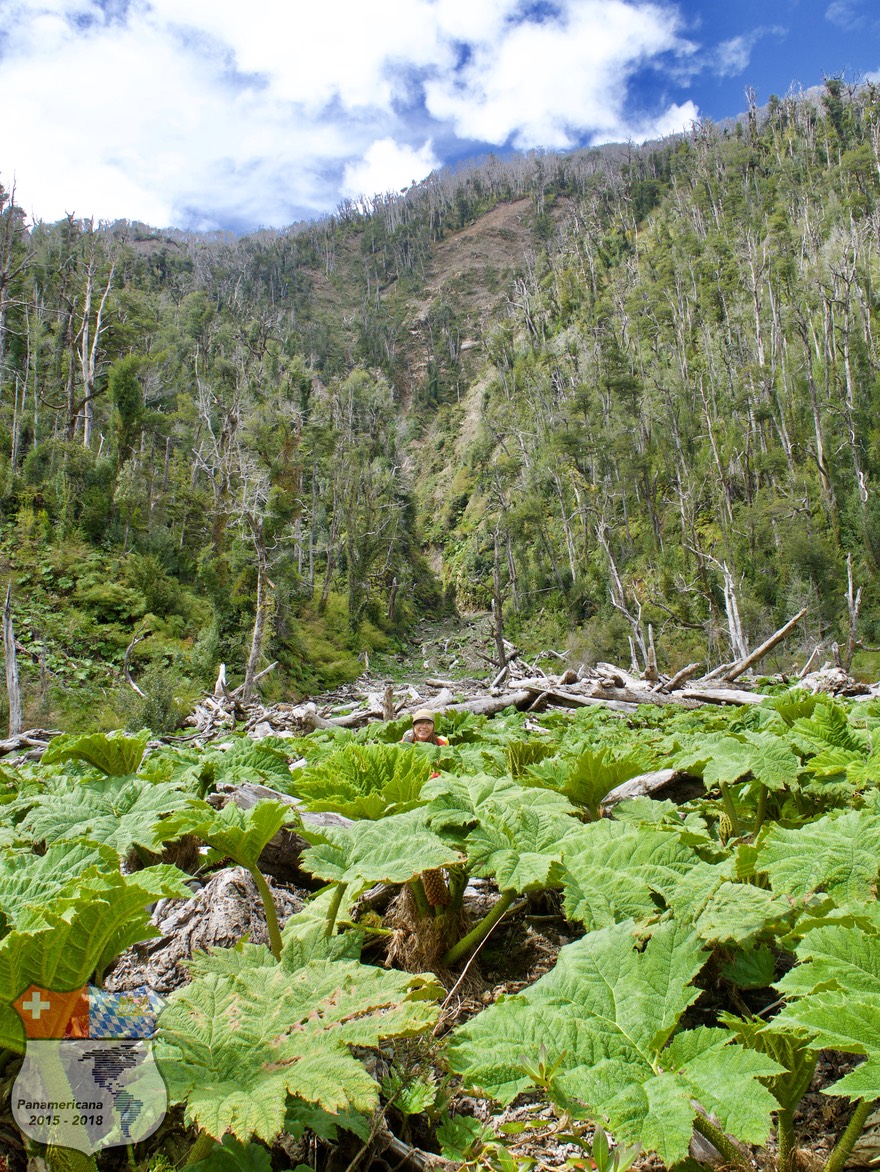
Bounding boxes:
106 867 307 993
602 768 706 808
160 604 880 747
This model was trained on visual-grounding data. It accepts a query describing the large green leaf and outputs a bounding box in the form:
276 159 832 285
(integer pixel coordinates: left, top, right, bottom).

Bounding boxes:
301 807 463 886
18 777 193 854
423 772 577 849
156 958 441 1141
41 730 151 777
755 809 880 903
773 921 880 1099
559 822 697 929
674 731 798 791
208 740 298 787
688 880 789 946
463 803 580 893
162 799 298 871
773 995 880 1100
290 743 433 820
526 746 652 818
775 922 880 1000
791 703 867 753
448 921 780 1164
0 842 119 932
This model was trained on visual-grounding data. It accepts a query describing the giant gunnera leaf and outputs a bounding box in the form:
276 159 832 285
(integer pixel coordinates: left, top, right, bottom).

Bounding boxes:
301 806 463 887
525 746 653 819
289 743 433 820
162 799 299 871
0 865 191 1052
155 958 441 1142
755 807 880 905
774 920 880 1100
17 776 193 854
41 729 151 777
674 731 798 792
559 821 697 930
448 920 781 1165
463 803 582 893
0 841 119 933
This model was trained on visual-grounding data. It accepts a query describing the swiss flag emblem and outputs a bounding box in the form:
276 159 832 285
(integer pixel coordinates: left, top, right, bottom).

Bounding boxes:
12 986 89 1039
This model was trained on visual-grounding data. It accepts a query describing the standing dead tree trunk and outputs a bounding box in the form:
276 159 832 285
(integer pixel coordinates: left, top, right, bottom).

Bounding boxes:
3 585 22 736
491 528 508 673
0 183 31 405
241 513 273 703
596 522 649 671
842 554 863 672
689 548 750 662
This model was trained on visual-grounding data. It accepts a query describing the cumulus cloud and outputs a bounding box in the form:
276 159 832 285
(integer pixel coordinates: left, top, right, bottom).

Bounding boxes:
0 0 702 230
342 139 442 202
425 0 696 147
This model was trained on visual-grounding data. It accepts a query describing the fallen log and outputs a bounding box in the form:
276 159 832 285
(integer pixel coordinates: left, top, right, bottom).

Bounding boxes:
589 684 703 709
679 686 765 706
0 728 61 757
427 687 456 710
603 768 699 807
523 684 635 712
722 607 808 683
604 768 674 805
656 662 702 692
443 690 532 716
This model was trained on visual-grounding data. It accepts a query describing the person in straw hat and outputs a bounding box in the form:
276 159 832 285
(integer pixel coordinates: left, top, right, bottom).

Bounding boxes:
400 709 448 746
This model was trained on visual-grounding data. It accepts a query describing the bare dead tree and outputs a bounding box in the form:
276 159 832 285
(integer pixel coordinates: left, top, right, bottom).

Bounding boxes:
687 547 750 662
596 521 649 670
0 182 31 404
843 553 864 672
491 527 507 672
3 585 22 736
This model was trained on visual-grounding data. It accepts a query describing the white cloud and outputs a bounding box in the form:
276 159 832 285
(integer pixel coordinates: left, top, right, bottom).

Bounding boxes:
825 0 864 31
0 0 701 230
712 26 786 78
342 139 441 201
424 0 696 148
715 35 753 76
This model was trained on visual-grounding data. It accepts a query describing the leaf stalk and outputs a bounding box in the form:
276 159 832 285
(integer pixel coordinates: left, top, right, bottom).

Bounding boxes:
183 1130 217 1166
250 866 283 959
324 880 347 938
719 782 742 837
409 876 431 919
776 1105 797 1172
442 888 517 967
823 1097 873 1172
692 1113 750 1168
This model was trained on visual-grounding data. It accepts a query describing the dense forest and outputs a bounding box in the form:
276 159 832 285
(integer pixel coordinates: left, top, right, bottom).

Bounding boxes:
2 77 880 728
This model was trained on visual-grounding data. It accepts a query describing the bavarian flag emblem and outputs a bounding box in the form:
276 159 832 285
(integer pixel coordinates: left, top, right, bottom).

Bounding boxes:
11 984 168 1154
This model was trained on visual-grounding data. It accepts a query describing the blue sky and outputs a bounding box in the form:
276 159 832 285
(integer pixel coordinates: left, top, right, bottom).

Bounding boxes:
1 0 878 233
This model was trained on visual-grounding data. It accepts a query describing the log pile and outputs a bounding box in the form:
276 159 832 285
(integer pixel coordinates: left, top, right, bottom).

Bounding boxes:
171 607 880 745
9 610 880 760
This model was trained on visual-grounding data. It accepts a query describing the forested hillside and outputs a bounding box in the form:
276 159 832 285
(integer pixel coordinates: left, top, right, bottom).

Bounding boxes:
2 78 880 727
